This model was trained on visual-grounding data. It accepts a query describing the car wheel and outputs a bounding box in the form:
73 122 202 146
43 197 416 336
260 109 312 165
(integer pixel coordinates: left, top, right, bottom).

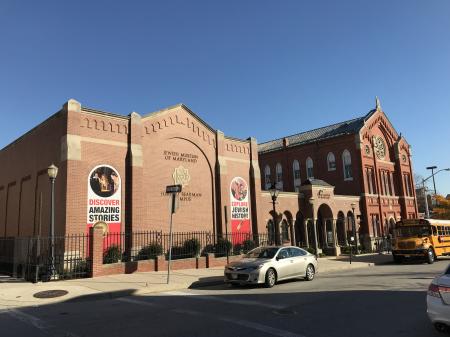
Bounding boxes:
305 264 315 281
264 268 276 288
427 248 435 264
434 322 449 333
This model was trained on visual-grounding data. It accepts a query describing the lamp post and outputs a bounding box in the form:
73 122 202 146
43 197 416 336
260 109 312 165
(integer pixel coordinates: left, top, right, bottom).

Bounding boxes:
351 202 358 255
426 166 438 196
309 197 319 258
423 168 450 218
47 164 58 278
269 184 280 245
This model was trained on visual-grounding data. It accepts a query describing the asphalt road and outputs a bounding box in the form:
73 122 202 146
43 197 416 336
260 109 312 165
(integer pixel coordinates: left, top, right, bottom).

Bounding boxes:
1 258 449 337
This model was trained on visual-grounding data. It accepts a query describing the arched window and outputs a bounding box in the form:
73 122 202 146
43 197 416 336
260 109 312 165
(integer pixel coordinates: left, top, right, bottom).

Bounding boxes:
306 157 314 179
342 150 353 180
267 220 275 244
327 152 336 171
276 163 283 190
292 160 301 192
264 165 271 190
281 219 290 242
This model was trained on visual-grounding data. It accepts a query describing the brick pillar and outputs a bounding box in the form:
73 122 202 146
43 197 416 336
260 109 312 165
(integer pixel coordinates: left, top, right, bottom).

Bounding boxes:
90 227 104 277
249 137 262 235
215 130 227 237
155 255 167 272
125 112 143 260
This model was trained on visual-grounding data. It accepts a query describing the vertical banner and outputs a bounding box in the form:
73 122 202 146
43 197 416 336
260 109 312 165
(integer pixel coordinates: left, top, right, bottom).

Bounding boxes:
230 177 251 244
87 165 121 235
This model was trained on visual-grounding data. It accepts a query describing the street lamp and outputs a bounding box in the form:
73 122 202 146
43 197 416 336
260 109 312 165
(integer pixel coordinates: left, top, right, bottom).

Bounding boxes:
269 184 280 245
350 202 358 255
309 197 319 258
47 164 58 278
423 168 450 218
426 166 438 196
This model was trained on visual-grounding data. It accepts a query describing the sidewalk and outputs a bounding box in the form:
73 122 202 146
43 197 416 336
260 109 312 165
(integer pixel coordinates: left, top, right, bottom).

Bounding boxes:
0 253 392 310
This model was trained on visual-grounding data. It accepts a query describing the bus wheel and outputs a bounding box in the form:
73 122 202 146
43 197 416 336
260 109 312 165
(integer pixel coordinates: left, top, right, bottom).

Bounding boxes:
426 248 435 264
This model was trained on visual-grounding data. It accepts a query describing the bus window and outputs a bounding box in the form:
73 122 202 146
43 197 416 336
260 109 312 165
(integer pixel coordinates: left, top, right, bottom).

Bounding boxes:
438 226 443 235
432 226 438 236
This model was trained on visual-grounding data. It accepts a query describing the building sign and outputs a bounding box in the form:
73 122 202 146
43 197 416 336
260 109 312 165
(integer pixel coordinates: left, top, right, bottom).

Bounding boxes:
87 165 121 234
230 177 251 243
318 190 331 199
163 150 198 164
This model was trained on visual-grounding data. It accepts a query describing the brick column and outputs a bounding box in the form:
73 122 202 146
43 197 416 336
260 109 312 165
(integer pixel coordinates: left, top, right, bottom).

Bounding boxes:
214 130 227 237
249 137 262 235
89 227 104 277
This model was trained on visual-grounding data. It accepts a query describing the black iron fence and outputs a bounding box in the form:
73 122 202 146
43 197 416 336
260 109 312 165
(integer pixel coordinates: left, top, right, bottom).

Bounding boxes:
0 234 91 282
102 231 271 263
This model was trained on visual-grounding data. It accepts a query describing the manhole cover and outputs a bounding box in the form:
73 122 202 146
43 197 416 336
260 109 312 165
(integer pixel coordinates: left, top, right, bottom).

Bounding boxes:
272 309 297 316
33 290 68 299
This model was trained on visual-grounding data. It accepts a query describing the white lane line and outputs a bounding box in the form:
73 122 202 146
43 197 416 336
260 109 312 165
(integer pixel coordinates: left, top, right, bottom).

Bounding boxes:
162 291 285 310
174 309 307 337
6 308 50 331
117 297 156 307
5 308 81 337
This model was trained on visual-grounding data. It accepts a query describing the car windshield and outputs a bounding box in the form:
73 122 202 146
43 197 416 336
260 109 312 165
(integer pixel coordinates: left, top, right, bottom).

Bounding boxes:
395 225 431 238
244 247 278 259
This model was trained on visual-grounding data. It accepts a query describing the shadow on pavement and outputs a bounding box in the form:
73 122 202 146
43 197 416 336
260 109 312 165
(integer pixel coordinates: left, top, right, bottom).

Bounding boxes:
0 286 444 337
189 276 224 289
335 254 393 265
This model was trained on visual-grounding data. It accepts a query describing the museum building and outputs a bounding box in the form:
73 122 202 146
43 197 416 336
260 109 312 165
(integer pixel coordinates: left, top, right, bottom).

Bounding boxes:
0 98 418 254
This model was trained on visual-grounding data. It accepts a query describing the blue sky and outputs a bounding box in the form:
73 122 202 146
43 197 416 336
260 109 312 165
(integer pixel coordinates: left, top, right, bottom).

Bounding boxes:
1 0 449 194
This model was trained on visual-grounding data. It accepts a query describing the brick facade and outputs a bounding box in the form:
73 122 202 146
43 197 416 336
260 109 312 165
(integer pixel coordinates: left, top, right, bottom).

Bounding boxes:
0 98 418 254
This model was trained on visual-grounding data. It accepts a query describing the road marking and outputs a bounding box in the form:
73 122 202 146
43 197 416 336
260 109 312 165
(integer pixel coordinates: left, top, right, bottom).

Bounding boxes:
6 308 50 331
162 291 285 309
174 309 307 337
117 297 156 307
5 308 82 337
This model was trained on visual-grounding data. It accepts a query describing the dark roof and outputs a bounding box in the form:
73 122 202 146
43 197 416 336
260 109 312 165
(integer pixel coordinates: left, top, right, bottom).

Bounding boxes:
301 179 333 187
258 109 376 154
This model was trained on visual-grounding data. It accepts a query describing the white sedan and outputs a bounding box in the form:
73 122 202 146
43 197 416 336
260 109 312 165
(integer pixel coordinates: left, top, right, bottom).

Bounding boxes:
224 246 318 288
427 264 450 333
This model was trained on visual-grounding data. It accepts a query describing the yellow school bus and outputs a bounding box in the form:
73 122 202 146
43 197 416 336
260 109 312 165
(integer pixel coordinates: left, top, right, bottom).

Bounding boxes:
392 219 450 264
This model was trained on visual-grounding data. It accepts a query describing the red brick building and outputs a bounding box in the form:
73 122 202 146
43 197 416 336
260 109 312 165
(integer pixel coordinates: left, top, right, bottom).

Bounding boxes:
258 98 418 251
0 98 417 254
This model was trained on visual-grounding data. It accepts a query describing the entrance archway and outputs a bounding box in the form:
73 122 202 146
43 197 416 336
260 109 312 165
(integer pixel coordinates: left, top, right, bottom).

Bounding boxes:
317 204 334 248
295 212 305 247
336 211 346 246
388 218 396 235
267 219 275 245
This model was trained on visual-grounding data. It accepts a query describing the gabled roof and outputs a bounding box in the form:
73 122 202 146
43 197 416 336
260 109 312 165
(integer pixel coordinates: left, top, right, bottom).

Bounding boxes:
258 109 377 154
142 103 216 132
301 178 333 187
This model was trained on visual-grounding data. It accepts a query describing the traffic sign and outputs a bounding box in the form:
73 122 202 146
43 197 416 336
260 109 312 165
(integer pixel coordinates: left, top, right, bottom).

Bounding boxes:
166 184 182 194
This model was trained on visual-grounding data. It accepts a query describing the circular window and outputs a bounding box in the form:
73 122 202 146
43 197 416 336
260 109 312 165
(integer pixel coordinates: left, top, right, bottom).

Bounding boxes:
402 154 407 163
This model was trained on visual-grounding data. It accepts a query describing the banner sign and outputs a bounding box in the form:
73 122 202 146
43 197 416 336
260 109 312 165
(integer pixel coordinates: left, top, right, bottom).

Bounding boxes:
87 165 121 234
229 177 251 243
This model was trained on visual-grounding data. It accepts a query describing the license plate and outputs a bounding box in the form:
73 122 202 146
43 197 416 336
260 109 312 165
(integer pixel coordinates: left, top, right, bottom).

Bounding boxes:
231 273 238 280
404 255 410 257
